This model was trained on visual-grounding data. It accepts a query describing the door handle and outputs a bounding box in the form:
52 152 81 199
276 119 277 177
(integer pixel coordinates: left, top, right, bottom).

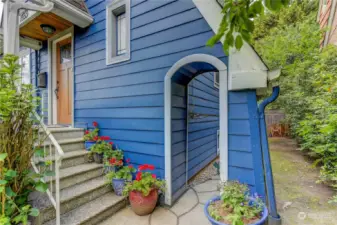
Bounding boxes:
54 81 59 99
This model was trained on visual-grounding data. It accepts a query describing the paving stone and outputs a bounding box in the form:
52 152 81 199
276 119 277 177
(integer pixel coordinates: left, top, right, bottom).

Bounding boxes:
99 207 149 225
197 191 219 204
150 207 177 225
194 180 220 193
170 189 198 216
211 175 220 180
179 204 211 225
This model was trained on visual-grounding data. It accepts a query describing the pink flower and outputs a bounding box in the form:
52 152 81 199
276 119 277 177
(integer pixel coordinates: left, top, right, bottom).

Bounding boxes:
152 174 156 179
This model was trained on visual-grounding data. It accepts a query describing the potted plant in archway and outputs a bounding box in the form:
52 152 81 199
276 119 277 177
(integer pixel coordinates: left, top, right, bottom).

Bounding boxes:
90 137 112 163
123 164 165 216
83 121 99 150
204 181 268 225
105 165 136 196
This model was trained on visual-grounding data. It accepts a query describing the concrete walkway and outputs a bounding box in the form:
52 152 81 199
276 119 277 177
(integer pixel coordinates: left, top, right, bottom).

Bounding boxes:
100 176 220 225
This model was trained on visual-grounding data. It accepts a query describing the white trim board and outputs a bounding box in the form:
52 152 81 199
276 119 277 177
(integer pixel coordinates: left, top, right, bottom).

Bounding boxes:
164 54 228 206
192 0 270 91
48 27 75 127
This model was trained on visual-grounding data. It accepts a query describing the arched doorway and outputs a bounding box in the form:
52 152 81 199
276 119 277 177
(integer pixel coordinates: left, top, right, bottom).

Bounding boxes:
164 54 228 205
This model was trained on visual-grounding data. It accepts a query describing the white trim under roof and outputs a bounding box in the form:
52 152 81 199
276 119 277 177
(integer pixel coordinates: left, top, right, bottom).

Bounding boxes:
192 0 275 91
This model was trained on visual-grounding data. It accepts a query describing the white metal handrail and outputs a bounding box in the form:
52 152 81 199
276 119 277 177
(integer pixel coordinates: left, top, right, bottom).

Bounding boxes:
32 112 64 225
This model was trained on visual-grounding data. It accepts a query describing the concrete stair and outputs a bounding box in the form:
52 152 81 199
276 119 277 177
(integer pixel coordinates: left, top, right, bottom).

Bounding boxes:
31 128 127 225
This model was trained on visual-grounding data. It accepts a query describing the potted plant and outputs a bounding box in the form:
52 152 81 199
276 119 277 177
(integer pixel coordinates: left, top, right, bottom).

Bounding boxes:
90 137 112 163
123 164 165 216
83 121 99 150
103 148 124 174
204 181 268 225
105 165 136 196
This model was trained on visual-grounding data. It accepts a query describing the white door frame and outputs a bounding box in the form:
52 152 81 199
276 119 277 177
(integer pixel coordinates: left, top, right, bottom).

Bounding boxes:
48 27 75 126
164 54 228 205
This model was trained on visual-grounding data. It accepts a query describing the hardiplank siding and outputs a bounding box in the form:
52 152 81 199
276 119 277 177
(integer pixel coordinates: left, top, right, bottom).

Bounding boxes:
31 0 266 201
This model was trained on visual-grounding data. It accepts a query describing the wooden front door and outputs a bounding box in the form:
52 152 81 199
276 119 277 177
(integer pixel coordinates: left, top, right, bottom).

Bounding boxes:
56 38 73 125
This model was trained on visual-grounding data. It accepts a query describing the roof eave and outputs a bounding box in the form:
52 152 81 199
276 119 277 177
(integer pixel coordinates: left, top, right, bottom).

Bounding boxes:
52 0 93 28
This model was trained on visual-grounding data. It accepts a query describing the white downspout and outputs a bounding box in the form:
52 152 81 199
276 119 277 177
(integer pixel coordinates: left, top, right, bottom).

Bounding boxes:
2 0 54 55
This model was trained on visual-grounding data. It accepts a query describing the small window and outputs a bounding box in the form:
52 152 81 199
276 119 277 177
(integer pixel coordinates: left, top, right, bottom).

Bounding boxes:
106 0 130 65
19 49 31 85
214 72 219 89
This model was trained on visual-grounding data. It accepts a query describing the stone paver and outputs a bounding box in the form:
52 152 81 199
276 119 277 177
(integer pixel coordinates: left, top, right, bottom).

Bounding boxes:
179 204 211 225
150 207 177 225
170 189 198 216
100 207 150 225
197 191 219 204
194 179 220 193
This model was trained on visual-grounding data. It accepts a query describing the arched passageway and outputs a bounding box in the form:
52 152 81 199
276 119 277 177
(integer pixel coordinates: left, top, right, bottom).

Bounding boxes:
164 54 228 205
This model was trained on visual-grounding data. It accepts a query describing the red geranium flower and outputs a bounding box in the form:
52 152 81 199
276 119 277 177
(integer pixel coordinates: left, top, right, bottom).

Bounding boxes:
93 136 99 141
118 159 123 165
109 158 116 165
109 141 113 145
152 174 156 179
138 165 147 171
147 164 155 170
93 121 98 127
136 172 142 181
85 130 89 134
128 165 133 169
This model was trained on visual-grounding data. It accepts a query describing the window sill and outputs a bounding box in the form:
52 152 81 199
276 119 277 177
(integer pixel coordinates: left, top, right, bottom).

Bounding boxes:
106 53 130 65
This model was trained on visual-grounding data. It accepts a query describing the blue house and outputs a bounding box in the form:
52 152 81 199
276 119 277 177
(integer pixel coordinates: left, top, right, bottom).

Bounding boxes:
1 0 280 222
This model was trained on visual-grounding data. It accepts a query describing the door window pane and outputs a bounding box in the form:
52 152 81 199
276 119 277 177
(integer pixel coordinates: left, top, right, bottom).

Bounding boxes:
60 43 72 64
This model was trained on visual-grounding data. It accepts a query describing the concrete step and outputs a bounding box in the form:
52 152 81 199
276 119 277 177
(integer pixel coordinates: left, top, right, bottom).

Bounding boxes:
38 150 90 169
31 177 112 224
41 138 85 153
43 193 126 225
40 128 84 142
46 163 103 190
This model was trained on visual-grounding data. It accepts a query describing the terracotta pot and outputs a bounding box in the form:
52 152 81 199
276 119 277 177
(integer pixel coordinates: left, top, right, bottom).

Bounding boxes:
129 189 158 216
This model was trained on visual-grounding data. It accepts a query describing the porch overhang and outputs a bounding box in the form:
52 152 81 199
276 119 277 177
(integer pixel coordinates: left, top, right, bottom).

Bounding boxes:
19 0 93 42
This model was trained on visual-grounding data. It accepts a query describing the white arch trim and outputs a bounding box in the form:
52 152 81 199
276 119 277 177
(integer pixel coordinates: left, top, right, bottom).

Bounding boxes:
164 54 228 205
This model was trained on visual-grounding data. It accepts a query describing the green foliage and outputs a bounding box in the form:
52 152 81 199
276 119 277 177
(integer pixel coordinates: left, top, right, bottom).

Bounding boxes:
123 172 165 197
90 140 112 154
208 0 290 54
252 1 337 199
105 166 136 184
0 54 49 224
208 181 264 225
83 127 99 141
104 149 123 167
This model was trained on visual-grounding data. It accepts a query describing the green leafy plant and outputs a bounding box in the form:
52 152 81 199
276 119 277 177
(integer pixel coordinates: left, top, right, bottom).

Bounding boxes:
105 165 136 183
123 164 165 197
0 55 51 224
90 138 112 154
104 149 124 167
83 122 99 141
207 0 290 54
208 181 265 225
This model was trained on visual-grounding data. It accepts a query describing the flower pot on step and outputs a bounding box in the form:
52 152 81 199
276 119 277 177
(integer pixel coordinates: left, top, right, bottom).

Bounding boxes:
112 178 126 196
129 189 158 216
93 153 103 163
204 196 268 225
85 141 95 151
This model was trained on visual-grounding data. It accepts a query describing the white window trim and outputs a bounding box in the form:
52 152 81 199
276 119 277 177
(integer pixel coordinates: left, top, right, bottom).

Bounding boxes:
214 72 219 89
106 0 131 65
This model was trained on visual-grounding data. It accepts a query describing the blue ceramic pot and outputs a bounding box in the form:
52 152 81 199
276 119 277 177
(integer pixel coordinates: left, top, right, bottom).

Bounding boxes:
204 196 268 225
85 141 95 151
112 178 126 196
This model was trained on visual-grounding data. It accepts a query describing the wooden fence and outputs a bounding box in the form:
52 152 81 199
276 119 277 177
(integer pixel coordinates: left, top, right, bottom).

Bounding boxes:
265 110 290 137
